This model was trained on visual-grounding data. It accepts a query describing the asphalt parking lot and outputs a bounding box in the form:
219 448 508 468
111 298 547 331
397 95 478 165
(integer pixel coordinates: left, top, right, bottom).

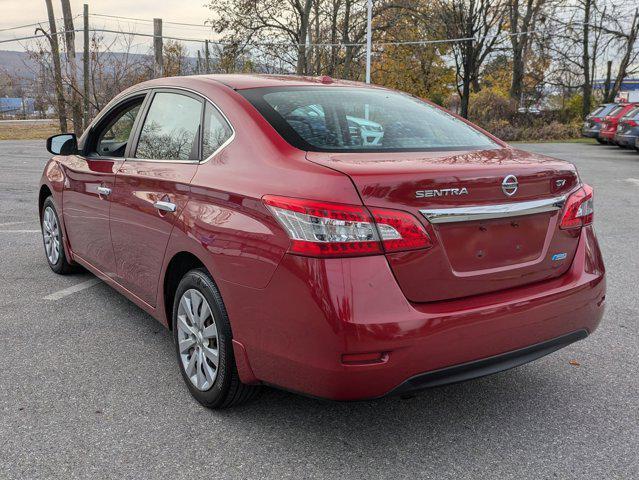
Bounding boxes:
0 140 637 479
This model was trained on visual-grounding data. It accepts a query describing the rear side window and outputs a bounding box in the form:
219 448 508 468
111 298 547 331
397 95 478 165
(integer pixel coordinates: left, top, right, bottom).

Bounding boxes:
240 87 497 153
135 92 202 161
202 103 233 159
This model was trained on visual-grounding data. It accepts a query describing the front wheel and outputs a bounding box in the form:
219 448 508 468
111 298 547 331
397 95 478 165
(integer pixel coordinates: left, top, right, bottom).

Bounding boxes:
172 268 260 408
41 197 76 274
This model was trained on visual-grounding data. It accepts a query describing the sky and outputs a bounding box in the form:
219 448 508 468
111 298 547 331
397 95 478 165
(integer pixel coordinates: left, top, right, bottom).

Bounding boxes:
0 0 215 52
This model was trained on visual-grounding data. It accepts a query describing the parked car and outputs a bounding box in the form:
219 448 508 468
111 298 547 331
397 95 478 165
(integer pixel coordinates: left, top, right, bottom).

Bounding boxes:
613 106 639 149
40 75 606 408
288 103 384 146
598 103 638 144
582 103 617 143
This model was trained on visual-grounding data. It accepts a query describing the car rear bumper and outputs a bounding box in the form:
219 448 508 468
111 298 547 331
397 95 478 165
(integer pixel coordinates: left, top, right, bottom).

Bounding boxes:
390 329 588 395
582 127 600 137
222 225 606 401
614 134 637 146
599 130 616 141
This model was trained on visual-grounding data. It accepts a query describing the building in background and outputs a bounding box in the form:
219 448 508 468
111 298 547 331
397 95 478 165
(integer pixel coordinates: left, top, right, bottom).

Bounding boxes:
0 97 36 117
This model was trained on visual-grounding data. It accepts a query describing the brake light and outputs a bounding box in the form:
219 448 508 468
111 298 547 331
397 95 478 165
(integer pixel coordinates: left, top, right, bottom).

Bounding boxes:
369 207 432 252
627 120 637 127
560 185 594 229
592 117 601 123
263 195 432 257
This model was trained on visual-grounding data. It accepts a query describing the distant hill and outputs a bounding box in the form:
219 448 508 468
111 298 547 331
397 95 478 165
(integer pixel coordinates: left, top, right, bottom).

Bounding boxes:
0 50 38 80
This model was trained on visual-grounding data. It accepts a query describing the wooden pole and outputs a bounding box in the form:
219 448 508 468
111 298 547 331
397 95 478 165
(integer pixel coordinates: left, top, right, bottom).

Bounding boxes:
83 3 90 128
60 0 82 134
153 18 163 78
204 40 210 74
43 0 67 132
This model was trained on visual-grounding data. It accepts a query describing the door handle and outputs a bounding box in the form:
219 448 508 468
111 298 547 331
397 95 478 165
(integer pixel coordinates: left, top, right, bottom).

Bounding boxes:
153 200 177 213
97 186 112 196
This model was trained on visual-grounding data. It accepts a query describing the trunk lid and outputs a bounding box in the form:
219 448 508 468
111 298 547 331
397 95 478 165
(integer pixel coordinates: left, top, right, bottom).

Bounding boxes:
307 147 581 302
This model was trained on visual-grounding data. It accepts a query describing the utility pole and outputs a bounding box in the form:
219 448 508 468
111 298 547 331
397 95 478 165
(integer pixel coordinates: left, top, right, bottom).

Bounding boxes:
205 40 210 74
153 18 163 78
365 0 372 84
83 3 89 128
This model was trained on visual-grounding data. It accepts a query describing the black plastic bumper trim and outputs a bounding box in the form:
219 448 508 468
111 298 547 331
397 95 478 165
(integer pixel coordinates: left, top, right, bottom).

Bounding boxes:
390 329 588 396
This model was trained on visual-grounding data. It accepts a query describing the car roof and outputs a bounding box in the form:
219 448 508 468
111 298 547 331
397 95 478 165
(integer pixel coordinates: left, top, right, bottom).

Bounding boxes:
195 74 372 90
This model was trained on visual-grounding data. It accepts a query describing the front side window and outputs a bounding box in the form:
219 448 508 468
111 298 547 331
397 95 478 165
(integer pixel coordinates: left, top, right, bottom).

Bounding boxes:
136 92 202 161
202 103 233 159
240 87 497 153
94 100 142 157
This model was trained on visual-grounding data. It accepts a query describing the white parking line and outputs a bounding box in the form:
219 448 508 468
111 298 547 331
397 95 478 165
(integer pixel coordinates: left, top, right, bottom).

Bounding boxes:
625 178 639 187
44 278 102 301
0 221 29 227
0 230 40 233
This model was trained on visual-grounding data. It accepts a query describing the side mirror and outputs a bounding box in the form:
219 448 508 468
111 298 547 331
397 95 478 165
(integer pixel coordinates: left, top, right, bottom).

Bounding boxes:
46 133 78 155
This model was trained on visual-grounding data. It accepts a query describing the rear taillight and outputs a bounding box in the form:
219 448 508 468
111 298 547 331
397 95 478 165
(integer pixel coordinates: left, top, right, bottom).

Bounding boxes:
627 120 638 127
592 117 601 123
263 195 432 257
560 184 594 229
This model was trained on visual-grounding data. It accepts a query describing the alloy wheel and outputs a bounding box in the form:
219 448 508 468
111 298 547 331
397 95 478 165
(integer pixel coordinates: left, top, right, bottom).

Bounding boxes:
42 206 60 265
176 288 219 391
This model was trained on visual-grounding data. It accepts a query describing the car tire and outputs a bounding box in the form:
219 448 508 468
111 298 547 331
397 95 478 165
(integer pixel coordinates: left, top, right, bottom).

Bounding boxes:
172 268 260 409
41 196 77 274
596 138 605 144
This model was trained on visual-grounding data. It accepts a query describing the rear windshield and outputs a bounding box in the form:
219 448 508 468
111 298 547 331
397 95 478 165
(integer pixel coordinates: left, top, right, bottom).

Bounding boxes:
591 104 616 118
240 87 497 153
608 106 624 117
623 107 639 119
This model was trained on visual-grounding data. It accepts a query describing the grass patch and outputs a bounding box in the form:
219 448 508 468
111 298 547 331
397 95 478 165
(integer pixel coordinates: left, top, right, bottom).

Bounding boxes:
0 121 60 140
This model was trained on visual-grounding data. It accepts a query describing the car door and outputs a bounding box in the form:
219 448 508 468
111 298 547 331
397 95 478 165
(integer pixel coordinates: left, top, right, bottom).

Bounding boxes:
61 94 146 276
109 89 203 307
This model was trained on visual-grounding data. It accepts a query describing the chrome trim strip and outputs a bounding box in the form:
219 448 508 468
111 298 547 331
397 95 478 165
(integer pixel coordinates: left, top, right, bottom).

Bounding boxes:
420 195 566 224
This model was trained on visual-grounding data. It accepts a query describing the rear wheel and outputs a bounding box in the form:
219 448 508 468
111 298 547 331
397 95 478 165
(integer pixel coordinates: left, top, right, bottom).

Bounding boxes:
172 268 260 408
41 197 76 274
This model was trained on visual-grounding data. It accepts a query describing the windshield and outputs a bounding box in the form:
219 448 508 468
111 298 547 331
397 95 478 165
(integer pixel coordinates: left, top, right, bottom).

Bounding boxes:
240 87 498 153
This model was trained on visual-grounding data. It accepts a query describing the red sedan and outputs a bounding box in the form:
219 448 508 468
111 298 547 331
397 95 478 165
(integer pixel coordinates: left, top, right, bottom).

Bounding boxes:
40 75 605 408
598 102 638 144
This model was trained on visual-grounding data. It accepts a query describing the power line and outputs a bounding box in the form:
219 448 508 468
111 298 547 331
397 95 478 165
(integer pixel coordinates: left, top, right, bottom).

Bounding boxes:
0 15 81 33
90 13 211 29
0 20 613 50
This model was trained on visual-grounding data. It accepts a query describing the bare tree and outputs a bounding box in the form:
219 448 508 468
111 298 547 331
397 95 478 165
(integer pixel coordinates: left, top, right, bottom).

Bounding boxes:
602 9 639 102
434 0 506 117
41 0 67 132
508 0 548 102
60 0 83 133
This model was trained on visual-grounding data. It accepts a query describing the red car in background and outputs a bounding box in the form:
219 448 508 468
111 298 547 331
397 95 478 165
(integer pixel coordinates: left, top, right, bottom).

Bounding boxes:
39 75 606 408
598 103 639 144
